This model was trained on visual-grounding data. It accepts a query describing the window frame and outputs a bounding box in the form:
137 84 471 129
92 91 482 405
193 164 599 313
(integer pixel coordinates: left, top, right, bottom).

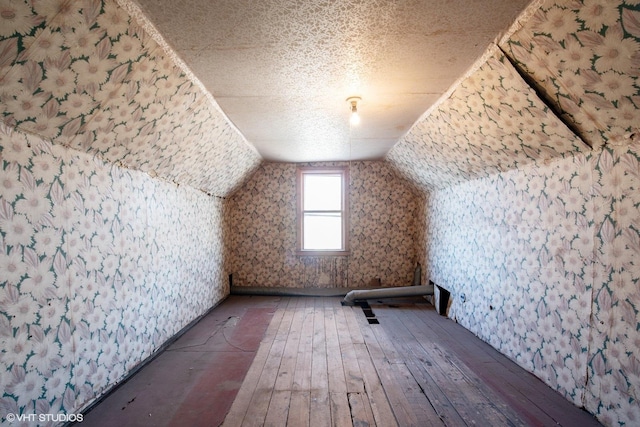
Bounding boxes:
296 166 350 256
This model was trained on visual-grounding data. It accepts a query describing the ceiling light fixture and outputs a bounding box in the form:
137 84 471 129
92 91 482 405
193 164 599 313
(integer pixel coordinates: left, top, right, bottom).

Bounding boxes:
346 96 361 126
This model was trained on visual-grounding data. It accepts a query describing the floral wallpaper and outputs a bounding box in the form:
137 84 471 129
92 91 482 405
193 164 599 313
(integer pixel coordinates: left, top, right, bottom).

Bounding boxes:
224 161 420 288
502 0 640 150
389 0 640 426
387 48 587 190
0 122 228 421
423 156 596 406
1 0 638 425
0 1 259 420
421 142 640 427
0 0 260 197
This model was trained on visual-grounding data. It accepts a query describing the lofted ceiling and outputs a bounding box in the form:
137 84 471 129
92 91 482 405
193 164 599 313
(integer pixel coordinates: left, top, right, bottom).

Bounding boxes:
2 0 638 197
132 0 533 162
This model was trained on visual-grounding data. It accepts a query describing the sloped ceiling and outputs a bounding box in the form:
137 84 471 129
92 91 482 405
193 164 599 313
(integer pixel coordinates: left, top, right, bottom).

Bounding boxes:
501 0 640 149
0 0 260 197
132 0 532 163
1 0 638 195
387 48 588 190
387 0 640 191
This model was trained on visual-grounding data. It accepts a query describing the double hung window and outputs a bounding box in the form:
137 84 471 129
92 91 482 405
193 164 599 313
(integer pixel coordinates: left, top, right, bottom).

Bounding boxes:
296 167 349 255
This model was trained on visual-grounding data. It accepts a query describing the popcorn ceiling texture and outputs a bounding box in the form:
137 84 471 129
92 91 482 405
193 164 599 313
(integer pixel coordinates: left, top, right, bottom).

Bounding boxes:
1 0 640 425
133 0 531 162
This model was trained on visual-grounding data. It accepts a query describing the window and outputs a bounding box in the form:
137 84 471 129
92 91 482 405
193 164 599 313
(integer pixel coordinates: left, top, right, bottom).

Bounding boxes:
296 167 349 256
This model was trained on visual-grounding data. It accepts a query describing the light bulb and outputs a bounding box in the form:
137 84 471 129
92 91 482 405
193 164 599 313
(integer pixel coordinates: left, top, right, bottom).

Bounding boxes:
350 110 360 126
347 96 361 126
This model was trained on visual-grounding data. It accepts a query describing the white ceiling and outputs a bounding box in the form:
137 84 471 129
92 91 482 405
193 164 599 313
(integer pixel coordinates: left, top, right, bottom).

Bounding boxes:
133 0 532 162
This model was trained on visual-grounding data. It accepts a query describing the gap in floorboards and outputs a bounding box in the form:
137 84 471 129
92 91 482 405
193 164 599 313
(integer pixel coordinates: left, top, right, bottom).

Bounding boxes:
354 300 380 324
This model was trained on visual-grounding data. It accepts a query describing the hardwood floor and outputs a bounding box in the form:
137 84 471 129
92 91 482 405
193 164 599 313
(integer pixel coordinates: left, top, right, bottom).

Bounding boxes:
84 295 600 426
222 296 600 427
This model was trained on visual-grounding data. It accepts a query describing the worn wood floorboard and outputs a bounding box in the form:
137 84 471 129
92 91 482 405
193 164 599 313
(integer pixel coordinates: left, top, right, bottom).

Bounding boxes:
354 303 442 426
222 299 288 427
325 306 351 426
376 304 523 426
223 296 601 427
347 391 376 426
264 298 306 426
403 304 600 427
287 390 310 427
373 305 466 426
242 298 297 426
334 306 365 393
310 298 331 427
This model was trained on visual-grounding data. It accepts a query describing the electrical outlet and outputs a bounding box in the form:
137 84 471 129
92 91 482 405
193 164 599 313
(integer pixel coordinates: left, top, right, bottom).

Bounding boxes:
460 293 466 303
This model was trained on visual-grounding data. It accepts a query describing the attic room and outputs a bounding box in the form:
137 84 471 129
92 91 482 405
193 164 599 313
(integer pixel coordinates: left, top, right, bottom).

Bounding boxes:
0 0 639 425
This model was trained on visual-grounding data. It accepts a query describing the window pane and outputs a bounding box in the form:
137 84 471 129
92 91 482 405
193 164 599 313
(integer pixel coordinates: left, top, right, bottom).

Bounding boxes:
303 174 342 211
303 213 342 250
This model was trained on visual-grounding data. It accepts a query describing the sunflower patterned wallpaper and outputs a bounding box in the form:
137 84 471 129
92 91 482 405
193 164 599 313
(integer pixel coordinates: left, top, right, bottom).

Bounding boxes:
225 161 420 289
0 123 228 420
389 0 640 425
0 0 261 197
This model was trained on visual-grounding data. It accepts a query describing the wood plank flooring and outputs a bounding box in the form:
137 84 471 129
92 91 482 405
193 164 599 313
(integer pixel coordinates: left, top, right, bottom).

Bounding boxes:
222 296 601 427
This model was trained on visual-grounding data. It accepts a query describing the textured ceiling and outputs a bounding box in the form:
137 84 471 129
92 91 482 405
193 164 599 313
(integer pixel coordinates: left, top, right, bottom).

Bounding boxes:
387 48 588 190
133 0 532 162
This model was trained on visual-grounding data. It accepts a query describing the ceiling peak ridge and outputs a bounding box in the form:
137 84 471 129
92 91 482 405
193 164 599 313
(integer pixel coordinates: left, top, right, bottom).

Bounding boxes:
116 0 261 158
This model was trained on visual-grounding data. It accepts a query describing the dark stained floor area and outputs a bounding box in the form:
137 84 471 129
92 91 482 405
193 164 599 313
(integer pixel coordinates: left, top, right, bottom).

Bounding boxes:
83 296 280 427
83 295 601 426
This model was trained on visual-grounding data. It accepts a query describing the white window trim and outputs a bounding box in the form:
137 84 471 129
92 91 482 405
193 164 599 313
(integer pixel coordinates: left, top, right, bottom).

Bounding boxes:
296 166 350 256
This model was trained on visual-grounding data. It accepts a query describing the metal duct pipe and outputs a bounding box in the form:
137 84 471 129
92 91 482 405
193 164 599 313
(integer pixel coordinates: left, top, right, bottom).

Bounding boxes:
230 286 358 297
341 284 434 306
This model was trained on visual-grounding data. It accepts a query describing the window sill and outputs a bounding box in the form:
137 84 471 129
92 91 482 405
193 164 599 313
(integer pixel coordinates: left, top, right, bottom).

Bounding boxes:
296 250 350 257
